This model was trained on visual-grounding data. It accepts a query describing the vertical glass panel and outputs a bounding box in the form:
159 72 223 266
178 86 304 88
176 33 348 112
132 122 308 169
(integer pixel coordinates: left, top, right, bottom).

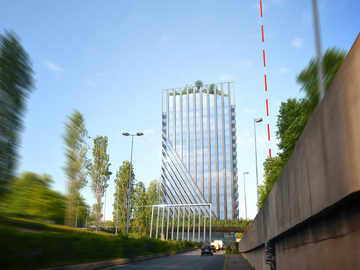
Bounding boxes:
182 92 187 167
217 92 224 218
188 92 193 177
209 93 216 215
168 89 173 145
203 86 208 201
175 93 180 154
196 92 201 188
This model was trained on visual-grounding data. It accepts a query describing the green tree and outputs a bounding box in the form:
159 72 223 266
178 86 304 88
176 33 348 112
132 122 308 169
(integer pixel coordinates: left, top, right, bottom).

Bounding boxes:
258 156 285 208
276 98 313 162
90 135 110 231
130 181 148 237
73 193 90 228
0 172 66 224
62 109 90 226
296 47 347 110
259 47 347 209
113 160 135 235
0 31 34 198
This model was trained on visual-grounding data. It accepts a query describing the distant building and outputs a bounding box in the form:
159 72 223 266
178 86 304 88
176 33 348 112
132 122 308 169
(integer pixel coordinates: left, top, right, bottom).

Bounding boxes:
160 82 238 220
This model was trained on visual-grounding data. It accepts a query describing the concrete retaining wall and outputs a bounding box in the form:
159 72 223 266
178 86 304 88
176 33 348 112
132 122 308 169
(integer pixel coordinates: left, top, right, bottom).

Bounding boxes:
239 33 360 269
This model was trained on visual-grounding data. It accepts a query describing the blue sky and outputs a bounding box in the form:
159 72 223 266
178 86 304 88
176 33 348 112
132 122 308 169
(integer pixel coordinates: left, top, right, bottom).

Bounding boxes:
1 0 359 221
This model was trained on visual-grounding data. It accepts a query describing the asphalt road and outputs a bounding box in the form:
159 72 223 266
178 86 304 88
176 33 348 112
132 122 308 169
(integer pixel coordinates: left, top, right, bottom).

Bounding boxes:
103 249 225 270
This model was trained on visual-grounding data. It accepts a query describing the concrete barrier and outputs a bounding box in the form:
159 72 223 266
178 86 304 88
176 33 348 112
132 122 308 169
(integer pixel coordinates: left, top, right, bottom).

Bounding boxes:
239 33 360 270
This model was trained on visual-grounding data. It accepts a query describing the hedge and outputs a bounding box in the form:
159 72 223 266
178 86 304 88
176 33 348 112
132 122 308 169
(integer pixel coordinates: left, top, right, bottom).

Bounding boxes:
0 226 200 270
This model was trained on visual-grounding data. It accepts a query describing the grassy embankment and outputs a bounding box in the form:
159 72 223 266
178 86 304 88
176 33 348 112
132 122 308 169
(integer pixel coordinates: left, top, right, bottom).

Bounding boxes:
0 215 200 270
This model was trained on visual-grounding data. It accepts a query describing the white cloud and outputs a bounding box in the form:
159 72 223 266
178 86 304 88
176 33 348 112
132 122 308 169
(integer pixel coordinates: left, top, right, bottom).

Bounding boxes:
45 61 65 76
273 68 290 74
208 44 218 49
235 60 253 68
291 38 304 48
220 74 232 81
86 80 96 87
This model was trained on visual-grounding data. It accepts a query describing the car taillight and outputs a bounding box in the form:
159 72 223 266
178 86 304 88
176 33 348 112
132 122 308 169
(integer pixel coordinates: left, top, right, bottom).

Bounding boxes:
201 246 204 249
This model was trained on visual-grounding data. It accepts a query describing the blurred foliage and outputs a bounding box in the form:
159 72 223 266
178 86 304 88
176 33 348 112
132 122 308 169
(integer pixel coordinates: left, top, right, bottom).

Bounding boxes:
62 109 90 226
259 47 347 209
0 215 113 236
225 241 240 254
0 226 199 270
0 31 34 198
89 135 110 231
296 47 347 110
0 172 66 224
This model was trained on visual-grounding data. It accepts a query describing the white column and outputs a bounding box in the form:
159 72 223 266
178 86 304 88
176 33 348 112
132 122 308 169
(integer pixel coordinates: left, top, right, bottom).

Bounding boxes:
193 208 195 242
156 207 160 239
203 215 206 242
209 204 212 243
177 207 180 241
161 206 165 240
171 207 175 240
198 211 200 242
166 207 170 241
150 206 154 238
182 207 185 240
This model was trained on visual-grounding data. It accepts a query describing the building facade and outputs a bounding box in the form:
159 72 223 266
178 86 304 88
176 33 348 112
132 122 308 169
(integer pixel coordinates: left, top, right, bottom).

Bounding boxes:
160 82 239 220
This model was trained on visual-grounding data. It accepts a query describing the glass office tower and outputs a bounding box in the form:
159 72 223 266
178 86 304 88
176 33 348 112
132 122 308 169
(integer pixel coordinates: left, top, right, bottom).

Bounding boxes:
160 82 239 220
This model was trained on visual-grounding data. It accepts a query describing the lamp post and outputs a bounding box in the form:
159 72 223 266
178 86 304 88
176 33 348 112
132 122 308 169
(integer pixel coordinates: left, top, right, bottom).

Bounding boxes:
254 118 262 211
243 172 249 219
122 132 144 236
312 0 325 101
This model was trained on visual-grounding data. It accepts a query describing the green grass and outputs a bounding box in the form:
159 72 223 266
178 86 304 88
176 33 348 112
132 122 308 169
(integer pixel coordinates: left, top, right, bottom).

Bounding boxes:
0 214 113 236
0 225 200 270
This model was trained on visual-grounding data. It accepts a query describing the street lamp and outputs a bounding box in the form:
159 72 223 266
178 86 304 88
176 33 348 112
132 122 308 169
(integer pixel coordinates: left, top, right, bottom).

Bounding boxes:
122 131 144 236
243 172 249 219
254 118 262 211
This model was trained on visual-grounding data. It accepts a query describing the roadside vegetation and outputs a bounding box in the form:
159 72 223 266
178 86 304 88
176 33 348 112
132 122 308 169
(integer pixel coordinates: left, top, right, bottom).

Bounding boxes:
258 47 347 208
0 225 200 270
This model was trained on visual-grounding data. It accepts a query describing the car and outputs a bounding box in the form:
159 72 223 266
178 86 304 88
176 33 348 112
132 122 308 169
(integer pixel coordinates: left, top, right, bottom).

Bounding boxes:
210 244 216 253
214 240 224 250
211 242 220 251
201 245 213 256
223 244 227 250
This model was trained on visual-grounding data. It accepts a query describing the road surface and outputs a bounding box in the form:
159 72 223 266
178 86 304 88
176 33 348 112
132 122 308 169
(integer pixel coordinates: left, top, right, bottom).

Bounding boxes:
103 249 225 270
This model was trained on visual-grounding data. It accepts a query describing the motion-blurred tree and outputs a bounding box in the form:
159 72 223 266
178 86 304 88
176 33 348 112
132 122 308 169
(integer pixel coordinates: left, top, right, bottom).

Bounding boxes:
90 135 110 231
113 160 135 235
297 47 347 110
0 31 34 198
74 193 90 228
62 109 90 226
259 47 347 209
1 172 66 224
